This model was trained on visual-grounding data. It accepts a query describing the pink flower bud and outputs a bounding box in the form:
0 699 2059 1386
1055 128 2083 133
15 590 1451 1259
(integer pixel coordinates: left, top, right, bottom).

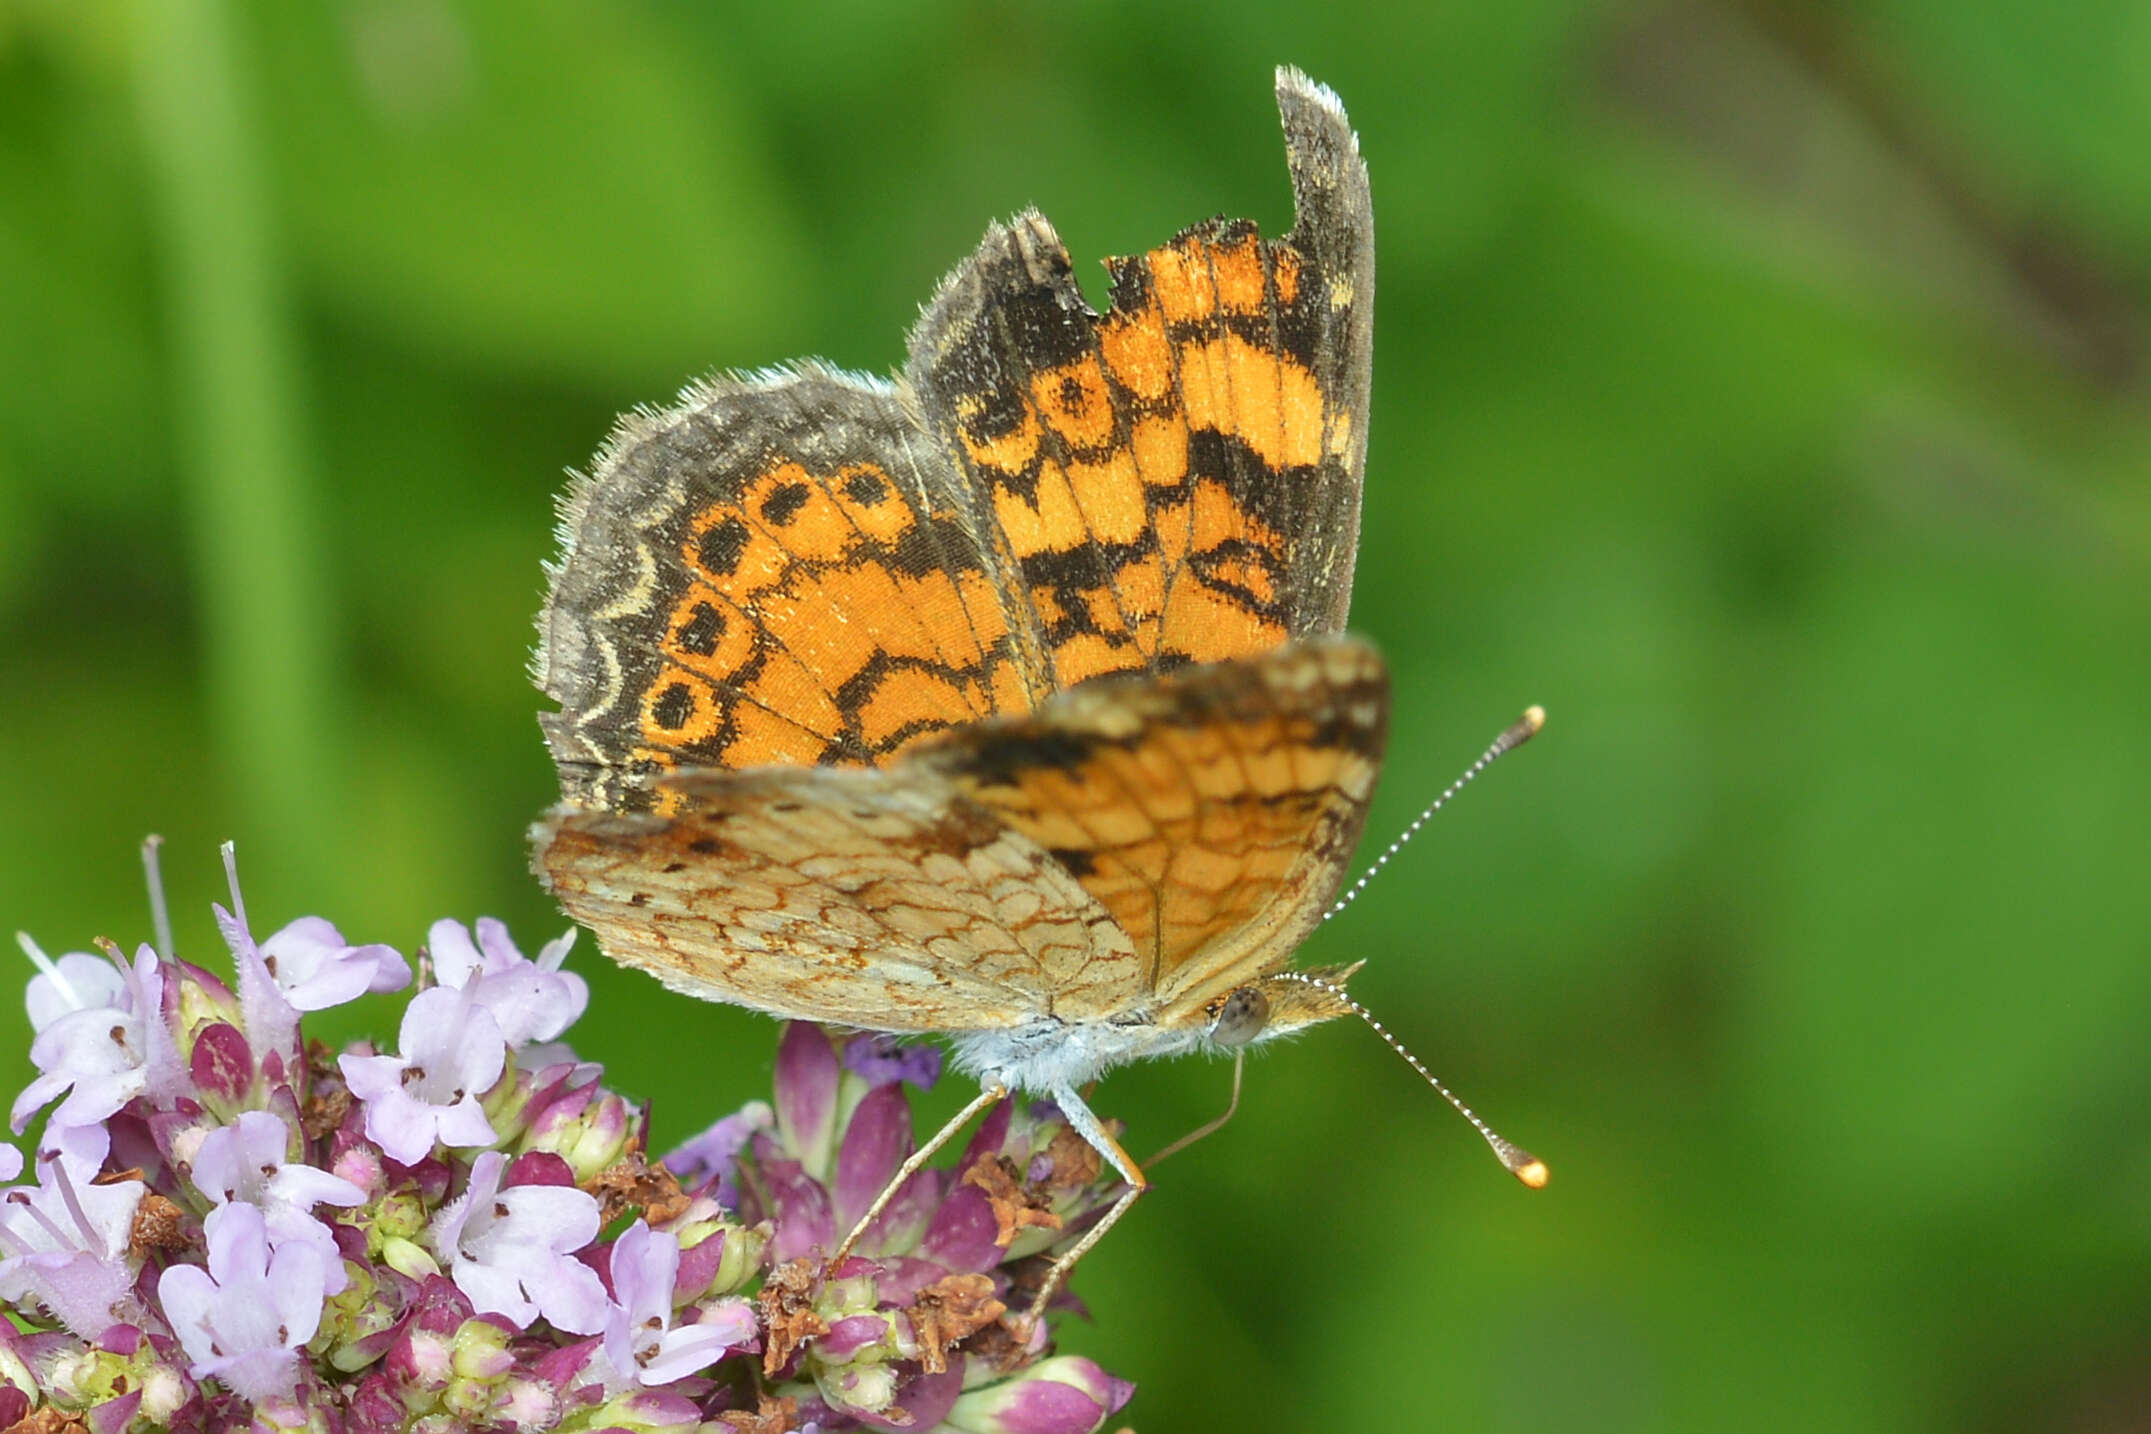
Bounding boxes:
943 1356 1135 1434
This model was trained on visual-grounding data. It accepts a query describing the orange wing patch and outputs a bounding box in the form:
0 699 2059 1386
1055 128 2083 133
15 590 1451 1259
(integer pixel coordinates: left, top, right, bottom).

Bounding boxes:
538 366 1049 811
910 142 1371 690
655 447 1021 765
541 69 1374 820
918 637 1388 1007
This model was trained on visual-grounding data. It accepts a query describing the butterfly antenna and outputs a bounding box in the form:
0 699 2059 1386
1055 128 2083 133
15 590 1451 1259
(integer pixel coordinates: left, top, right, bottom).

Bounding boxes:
1274 969 1548 1188
1321 705 1545 926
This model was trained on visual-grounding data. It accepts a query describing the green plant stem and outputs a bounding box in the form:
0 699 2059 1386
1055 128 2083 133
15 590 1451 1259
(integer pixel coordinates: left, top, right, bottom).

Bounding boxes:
132 0 343 890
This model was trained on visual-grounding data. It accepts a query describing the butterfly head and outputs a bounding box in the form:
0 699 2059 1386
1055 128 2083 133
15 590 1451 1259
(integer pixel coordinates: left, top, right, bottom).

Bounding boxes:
1200 960 1368 1049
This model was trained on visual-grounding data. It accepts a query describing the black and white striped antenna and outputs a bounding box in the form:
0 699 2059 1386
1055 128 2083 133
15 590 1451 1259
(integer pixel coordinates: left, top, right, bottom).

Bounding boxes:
1313 704 1550 1187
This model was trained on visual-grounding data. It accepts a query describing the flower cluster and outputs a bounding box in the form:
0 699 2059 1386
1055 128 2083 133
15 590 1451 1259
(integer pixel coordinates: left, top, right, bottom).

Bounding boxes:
0 845 1133 1433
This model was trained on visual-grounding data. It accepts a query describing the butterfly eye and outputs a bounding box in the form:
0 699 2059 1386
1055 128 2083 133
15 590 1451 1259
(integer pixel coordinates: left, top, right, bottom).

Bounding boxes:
1207 985 1270 1047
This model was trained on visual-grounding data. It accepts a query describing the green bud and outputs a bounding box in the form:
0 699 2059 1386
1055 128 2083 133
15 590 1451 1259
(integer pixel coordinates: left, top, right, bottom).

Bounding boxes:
382 1234 440 1280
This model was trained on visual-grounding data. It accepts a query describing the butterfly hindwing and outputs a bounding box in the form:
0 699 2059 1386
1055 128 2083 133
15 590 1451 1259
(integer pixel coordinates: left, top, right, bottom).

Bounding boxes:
535 636 1387 1033
916 636 1388 1018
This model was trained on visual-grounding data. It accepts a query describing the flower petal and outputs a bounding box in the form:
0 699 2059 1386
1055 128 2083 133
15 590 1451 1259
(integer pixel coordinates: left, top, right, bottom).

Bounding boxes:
832 1083 912 1233
23 950 126 1032
774 1024 841 1178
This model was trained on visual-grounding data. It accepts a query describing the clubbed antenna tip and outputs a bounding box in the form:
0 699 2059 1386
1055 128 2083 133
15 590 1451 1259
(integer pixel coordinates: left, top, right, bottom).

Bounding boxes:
1492 1135 1550 1190
1275 971 1550 1191
1297 703 1552 1188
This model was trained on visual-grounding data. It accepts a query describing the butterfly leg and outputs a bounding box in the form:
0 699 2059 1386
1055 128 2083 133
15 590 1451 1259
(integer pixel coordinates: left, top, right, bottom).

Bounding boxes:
1021 1086 1149 1325
830 1081 1008 1268
1144 1048 1245 1169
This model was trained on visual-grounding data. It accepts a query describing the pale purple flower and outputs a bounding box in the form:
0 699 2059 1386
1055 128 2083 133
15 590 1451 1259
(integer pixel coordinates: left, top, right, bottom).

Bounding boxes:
339 985 506 1165
21 938 126 1033
159 1201 325 1401
842 1032 943 1092
666 1100 772 1210
11 941 169 1134
1 859 1136 1427
428 918 587 1049
191 1110 364 1293
430 1150 606 1335
0 1148 146 1339
41 1119 108 1173
255 916 410 1011
602 1221 742 1386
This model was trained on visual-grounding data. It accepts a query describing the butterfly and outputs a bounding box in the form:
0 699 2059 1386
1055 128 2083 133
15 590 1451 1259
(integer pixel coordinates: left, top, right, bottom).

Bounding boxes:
532 68 1532 1320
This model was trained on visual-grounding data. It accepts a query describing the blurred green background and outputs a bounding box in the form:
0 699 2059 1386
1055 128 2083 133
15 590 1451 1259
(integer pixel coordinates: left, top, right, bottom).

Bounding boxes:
6 1 2151 1429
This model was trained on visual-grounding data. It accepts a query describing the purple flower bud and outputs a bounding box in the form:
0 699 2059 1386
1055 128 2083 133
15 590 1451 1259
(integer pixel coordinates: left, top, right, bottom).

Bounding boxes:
694 1218 767 1301
525 1332 601 1390
943 1356 1135 1434
751 1146 834 1265
521 1073 634 1183
163 955 239 1031
870 1362 965 1431
84 1388 142 1433
832 1083 913 1236
773 1023 842 1178
919 1183 1005 1275
346 1370 406 1433
668 1223 728 1304
506 1150 576 1188
691 1295 757 1351
187 1021 253 1105
382 1276 475 1390
816 1312 891 1363
327 1129 387 1200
